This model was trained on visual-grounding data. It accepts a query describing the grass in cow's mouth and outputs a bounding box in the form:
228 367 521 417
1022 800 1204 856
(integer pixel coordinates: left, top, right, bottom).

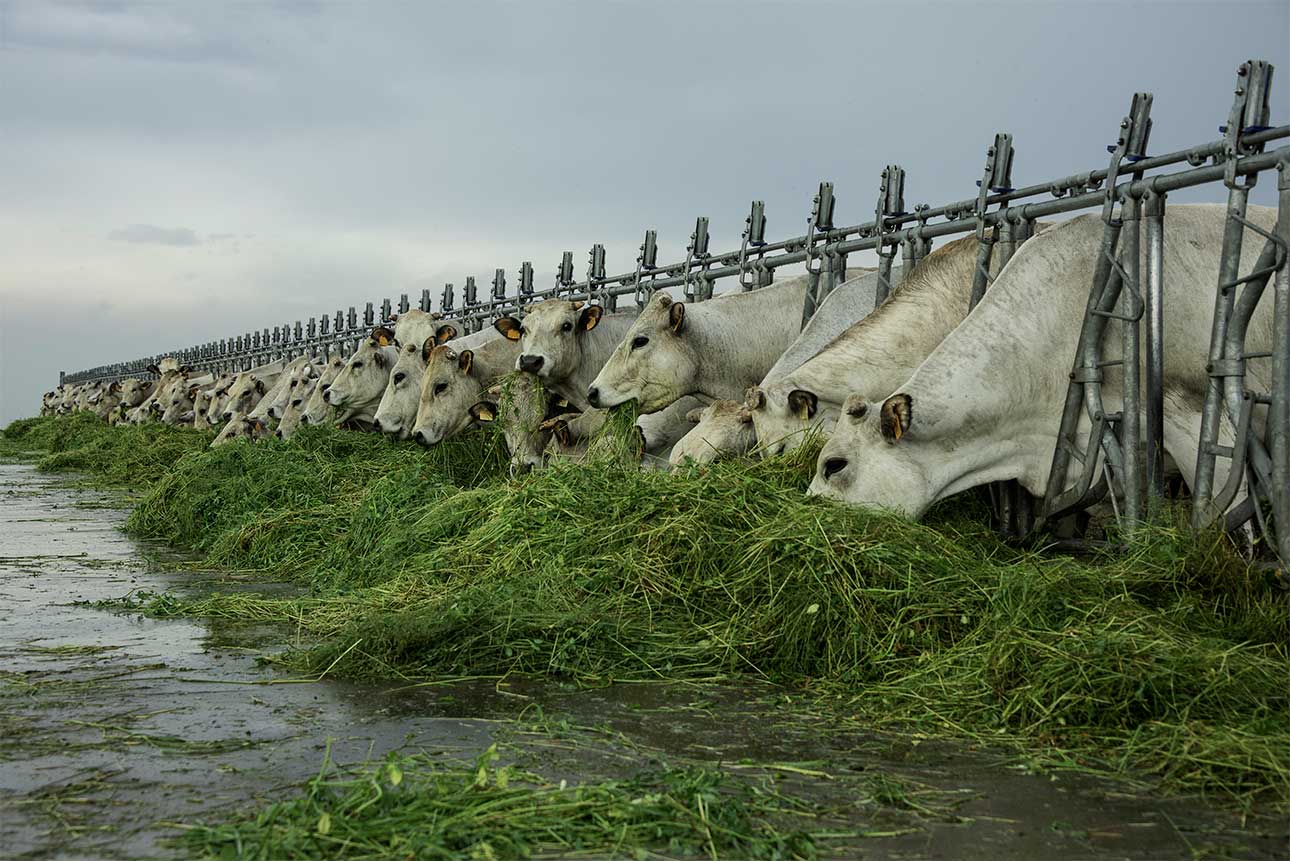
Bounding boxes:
6 414 1290 809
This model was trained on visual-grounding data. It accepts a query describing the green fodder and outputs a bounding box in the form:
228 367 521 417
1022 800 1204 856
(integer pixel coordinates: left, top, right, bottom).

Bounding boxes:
583 399 642 466
1 413 214 488
253 453 1284 802
180 747 829 860
126 423 507 583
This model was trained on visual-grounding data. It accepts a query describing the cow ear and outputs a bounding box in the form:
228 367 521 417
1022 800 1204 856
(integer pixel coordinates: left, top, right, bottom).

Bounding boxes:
146 364 160 375
879 394 912 442
788 389 817 421
421 337 438 362
458 349 474 375
494 316 523 341
255 379 267 394
668 301 685 334
435 324 457 345
188 385 200 400
110 382 121 393
685 406 705 423
546 393 570 413
371 326 396 347
469 400 496 423
579 304 603 332
843 394 869 421
745 386 765 411
180 365 194 374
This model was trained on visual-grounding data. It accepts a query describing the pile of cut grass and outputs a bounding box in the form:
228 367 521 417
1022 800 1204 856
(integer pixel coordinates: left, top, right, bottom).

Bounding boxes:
1 413 214 488
181 746 832 860
9 415 1290 803
126 423 507 586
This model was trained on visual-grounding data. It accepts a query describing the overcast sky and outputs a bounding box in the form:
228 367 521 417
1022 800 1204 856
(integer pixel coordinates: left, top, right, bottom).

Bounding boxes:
1 0 1287 423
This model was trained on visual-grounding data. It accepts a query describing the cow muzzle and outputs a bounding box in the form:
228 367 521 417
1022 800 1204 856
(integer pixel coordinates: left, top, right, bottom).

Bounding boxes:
518 354 544 374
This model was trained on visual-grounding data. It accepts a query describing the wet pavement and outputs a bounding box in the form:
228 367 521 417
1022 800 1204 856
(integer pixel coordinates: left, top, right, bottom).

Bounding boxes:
0 462 1284 859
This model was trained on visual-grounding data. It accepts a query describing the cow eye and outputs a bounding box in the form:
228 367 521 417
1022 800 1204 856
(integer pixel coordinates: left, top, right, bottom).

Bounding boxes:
433 382 448 396
561 321 573 333
631 335 649 350
394 372 406 384
351 361 362 369
292 399 303 407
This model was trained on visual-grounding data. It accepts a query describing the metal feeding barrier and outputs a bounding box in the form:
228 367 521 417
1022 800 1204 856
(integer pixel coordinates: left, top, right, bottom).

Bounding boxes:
61 62 1288 565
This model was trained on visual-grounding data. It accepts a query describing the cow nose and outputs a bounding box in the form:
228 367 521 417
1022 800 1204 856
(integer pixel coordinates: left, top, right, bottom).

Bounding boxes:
413 430 427 446
300 415 310 425
222 411 232 422
587 386 601 408
372 418 383 431
822 457 849 480
275 429 283 438
323 390 332 403
510 460 534 477
518 354 544 374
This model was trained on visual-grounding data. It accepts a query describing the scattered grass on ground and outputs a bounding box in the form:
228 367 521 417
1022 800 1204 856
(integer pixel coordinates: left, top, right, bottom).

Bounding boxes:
178 744 844 860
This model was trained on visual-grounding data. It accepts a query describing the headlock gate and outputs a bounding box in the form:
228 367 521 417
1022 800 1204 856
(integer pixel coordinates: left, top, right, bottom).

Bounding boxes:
62 62 1288 566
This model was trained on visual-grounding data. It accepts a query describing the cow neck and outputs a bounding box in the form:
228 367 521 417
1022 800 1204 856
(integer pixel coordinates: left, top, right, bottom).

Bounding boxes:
688 276 812 401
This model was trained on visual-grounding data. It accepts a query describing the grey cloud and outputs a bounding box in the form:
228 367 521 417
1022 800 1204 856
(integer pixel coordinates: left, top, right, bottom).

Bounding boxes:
108 224 202 247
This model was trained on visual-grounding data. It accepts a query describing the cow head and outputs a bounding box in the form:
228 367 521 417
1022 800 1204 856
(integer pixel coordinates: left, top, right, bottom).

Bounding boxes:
375 325 454 439
412 343 482 446
326 328 397 417
301 355 347 427
494 300 602 383
468 372 572 475
744 382 832 457
808 393 929 515
587 292 695 412
668 399 756 469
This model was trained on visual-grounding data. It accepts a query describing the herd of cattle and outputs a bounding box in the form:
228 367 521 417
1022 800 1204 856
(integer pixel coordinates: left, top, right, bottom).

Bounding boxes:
43 204 1274 523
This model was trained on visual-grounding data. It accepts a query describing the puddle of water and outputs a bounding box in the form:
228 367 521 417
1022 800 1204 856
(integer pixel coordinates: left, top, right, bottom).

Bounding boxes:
0 462 1283 860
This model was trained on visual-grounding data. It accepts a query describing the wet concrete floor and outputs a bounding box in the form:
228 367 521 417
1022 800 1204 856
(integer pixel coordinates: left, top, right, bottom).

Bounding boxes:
0 462 1284 859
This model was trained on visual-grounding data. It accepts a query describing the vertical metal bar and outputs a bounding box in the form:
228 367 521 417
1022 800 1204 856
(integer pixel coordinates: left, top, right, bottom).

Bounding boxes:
1271 159 1290 566
1192 186 1250 527
1143 191 1167 507
1119 193 1143 527
1043 221 1123 509
874 248 894 305
968 231 995 309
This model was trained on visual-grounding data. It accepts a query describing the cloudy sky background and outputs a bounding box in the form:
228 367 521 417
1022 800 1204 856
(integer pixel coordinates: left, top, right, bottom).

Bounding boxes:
1 0 1287 423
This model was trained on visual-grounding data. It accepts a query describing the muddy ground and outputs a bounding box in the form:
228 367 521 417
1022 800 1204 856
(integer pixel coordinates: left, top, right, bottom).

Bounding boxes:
0 462 1284 859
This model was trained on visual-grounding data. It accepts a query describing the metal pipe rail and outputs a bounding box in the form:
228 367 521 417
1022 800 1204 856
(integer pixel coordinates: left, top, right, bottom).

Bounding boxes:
61 126 1287 387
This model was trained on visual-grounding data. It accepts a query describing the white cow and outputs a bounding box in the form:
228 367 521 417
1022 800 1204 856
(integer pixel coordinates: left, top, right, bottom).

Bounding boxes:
325 328 399 428
493 301 637 410
412 333 522 446
586 275 816 415
748 235 991 457
664 268 883 466
219 359 288 423
300 353 349 428
810 204 1274 520
275 375 319 439
374 323 493 439
249 355 315 421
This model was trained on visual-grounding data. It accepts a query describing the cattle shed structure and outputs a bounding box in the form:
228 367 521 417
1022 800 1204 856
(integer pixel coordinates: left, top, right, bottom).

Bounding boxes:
63 61 1288 567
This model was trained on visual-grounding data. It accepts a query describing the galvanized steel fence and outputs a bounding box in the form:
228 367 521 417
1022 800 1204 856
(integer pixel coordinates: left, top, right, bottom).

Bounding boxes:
61 61 1289 563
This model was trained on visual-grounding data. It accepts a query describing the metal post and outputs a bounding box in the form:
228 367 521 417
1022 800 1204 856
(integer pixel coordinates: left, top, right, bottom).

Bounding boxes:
1272 157 1290 566
1143 191 1167 506
1119 192 1143 527
1192 185 1251 526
